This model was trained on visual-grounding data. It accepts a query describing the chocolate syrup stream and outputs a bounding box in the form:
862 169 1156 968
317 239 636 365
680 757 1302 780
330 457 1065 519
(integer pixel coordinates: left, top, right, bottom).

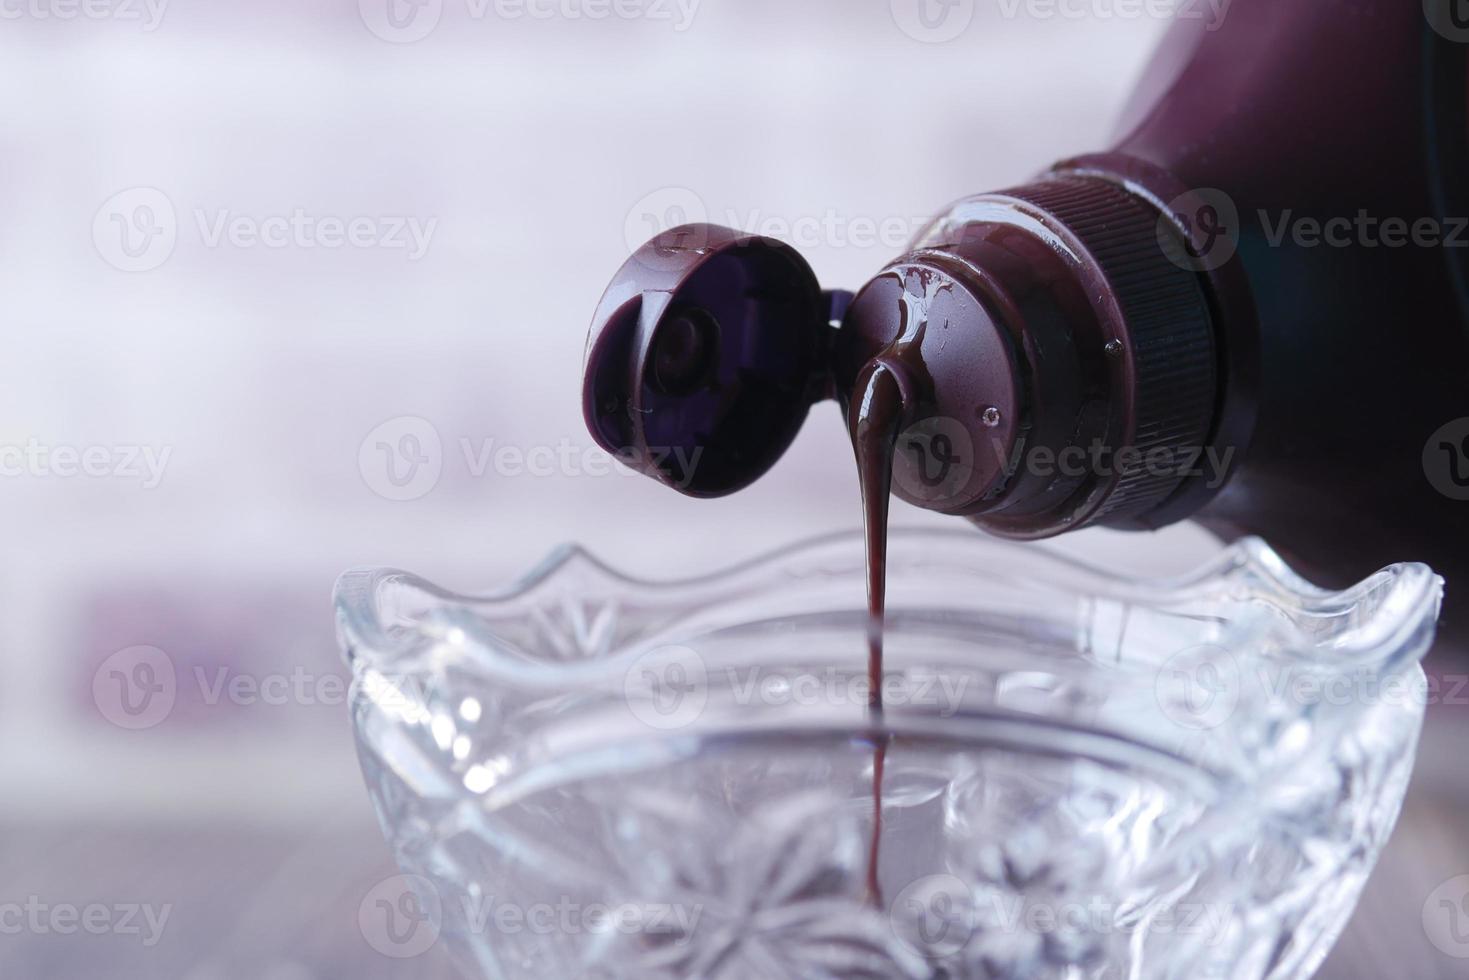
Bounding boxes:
853 360 906 909
852 270 942 907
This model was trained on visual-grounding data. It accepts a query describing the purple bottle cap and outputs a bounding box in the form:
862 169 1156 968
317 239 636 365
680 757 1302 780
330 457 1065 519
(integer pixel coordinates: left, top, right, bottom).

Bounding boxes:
582 224 831 496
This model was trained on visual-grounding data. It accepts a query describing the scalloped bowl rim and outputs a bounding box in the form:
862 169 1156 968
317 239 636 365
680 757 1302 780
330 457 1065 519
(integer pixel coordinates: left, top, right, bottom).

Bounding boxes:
334 528 1444 675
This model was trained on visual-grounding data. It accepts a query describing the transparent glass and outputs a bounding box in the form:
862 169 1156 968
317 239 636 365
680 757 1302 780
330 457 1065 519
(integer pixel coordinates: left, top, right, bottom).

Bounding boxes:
334 531 1442 980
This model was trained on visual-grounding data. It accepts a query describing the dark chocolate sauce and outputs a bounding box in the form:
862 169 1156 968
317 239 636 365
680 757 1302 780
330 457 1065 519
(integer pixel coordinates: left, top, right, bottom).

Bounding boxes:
855 362 905 716
853 361 904 907
850 270 943 908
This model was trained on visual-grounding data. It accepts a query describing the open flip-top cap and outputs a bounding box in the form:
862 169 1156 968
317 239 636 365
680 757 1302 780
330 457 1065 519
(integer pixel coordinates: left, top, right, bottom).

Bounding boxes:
582 224 830 497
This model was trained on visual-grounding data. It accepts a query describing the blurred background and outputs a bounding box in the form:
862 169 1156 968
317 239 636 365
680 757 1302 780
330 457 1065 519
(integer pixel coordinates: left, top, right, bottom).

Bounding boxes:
0 1 1464 976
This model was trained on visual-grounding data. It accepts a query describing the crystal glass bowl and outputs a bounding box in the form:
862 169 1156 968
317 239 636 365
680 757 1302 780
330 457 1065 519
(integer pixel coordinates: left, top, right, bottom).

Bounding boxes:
334 531 1442 980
